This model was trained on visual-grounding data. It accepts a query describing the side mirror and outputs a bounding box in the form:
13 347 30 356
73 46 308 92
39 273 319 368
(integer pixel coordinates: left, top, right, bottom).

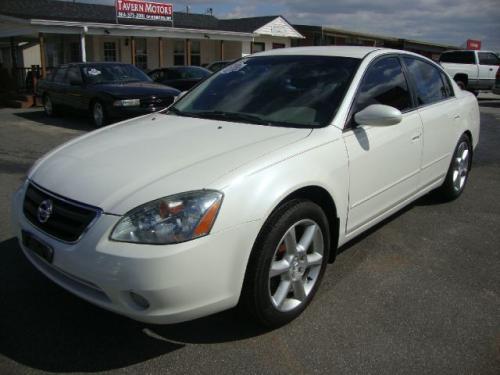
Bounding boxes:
354 104 402 126
173 91 188 103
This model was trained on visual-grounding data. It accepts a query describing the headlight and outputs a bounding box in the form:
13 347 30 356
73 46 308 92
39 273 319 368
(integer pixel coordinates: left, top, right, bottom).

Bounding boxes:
110 190 223 244
113 99 141 107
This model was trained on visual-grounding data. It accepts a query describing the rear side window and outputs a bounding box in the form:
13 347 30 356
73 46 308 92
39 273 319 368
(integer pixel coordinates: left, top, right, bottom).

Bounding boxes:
355 57 412 112
440 51 475 64
53 67 68 83
478 52 499 65
440 72 454 97
66 66 82 84
403 57 449 105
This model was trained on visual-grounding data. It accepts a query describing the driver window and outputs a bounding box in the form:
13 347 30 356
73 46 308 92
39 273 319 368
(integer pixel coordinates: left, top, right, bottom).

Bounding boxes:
354 57 412 114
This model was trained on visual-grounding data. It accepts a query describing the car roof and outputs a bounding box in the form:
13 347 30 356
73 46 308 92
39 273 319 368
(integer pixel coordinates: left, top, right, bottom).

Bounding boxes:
253 46 381 59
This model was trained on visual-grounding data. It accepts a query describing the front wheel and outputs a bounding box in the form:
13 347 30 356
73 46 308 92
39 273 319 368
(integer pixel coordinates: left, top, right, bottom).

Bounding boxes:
91 100 107 128
437 134 472 201
43 94 58 116
240 200 330 328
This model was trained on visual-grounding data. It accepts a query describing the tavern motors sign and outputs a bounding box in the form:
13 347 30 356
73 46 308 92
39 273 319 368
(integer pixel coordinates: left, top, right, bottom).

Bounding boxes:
116 0 173 22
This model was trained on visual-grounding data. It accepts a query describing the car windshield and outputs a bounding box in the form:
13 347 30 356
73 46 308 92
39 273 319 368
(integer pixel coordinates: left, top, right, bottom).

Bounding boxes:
82 64 152 84
169 55 360 128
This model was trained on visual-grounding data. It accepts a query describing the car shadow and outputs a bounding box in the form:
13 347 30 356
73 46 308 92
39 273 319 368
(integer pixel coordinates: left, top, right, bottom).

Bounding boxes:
14 109 94 131
0 188 449 372
0 237 268 372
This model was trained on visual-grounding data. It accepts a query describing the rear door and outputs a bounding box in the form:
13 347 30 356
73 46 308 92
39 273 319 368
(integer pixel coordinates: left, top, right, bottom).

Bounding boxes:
50 66 68 106
343 56 423 234
64 65 86 110
402 56 459 188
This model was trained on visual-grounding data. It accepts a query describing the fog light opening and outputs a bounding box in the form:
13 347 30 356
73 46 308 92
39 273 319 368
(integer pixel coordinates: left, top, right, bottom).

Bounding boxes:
129 291 150 310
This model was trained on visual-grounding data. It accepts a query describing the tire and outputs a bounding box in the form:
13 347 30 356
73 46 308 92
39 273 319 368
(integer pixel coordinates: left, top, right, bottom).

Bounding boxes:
240 199 331 328
456 80 466 90
91 100 107 128
43 94 58 116
437 134 472 201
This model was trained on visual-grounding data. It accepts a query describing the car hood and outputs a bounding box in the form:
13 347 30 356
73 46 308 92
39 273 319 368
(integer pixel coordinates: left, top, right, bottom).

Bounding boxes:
94 81 179 97
30 115 311 214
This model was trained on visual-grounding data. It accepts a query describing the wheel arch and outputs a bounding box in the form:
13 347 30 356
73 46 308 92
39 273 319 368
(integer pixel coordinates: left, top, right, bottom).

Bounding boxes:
453 73 468 86
269 185 340 263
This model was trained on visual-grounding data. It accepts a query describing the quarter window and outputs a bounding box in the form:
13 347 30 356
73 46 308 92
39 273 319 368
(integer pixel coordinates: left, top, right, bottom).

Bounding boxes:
355 57 412 113
440 72 454 98
403 57 448 105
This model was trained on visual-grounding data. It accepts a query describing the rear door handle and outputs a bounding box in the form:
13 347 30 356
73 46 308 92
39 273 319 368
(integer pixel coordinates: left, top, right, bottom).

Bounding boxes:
453 114 461 120
411 134 421 142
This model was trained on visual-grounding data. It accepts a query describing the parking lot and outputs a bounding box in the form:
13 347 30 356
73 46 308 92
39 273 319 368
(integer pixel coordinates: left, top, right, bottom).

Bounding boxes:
0 97 499 374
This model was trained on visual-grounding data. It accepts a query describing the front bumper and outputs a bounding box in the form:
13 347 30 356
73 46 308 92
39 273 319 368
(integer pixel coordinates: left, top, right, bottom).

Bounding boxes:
11 183 261 324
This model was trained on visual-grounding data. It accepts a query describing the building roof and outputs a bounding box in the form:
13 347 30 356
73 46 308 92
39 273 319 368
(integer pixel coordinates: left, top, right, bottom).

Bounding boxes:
0 0 285 33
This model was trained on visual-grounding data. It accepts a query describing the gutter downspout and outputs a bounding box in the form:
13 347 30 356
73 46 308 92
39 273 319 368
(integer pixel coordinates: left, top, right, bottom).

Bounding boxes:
80 26 87 62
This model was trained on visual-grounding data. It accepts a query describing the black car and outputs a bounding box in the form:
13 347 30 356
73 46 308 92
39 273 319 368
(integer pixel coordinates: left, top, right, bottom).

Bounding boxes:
38 62 180 127
148 66 211 91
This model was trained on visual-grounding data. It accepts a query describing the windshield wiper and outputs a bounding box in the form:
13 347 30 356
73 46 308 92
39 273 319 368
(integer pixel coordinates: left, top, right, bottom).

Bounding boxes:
167 106 188 116
186 111 271 125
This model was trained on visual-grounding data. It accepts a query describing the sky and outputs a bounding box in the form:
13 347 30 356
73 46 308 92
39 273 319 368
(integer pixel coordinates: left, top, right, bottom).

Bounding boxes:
66 0 500 50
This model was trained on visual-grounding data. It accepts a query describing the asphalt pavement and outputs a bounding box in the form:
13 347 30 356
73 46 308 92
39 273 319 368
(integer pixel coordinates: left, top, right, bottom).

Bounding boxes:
0 97 499 374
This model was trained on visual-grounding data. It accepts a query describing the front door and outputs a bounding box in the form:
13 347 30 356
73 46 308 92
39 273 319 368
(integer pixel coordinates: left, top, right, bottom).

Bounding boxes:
343 56 423 235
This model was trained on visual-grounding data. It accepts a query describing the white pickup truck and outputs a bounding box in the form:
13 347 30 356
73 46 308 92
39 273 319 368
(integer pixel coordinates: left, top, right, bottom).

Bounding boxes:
440 50 499 94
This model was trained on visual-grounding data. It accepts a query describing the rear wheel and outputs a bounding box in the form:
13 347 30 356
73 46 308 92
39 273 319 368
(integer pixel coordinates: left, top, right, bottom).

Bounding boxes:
437 134 472 201
240 200 330 328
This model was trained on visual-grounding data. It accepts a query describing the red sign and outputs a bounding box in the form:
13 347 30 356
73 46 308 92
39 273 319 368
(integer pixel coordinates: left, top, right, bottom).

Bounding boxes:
466 39 481 50
116 0 173 22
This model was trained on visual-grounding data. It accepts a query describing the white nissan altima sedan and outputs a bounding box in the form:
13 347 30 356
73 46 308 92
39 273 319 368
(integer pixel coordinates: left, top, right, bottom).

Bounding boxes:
11 47 479 327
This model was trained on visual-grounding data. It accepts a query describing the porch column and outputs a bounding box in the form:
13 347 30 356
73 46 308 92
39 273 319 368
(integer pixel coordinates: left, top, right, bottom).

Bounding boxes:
39 33 46 78
158 37 164 67
80 29 87 62
220 40 224 60
10 37 18 76
131 36 136 65
185 39 191 65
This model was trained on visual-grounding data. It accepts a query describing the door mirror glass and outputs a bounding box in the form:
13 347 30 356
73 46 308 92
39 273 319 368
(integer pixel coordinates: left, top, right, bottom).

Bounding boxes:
354 104 402 126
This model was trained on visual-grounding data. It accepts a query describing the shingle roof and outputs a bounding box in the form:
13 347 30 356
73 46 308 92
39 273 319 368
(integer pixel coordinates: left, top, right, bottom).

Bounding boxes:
0 0 278 32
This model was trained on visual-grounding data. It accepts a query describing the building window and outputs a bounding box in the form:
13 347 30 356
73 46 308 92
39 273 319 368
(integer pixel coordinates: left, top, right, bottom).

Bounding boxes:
70 42 80 62
272 43 285 49
190 40 201 66
174 40 185 65
103 42 117 62
251 42 265 54
135 38 148 70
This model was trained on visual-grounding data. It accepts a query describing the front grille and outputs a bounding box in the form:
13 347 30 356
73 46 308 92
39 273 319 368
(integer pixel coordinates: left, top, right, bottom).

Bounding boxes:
23 183 100 242
140 96 174 108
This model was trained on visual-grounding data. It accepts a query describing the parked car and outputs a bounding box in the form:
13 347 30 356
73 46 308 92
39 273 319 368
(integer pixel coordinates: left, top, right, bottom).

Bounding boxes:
205 60 234 73
13 47 479 328
439 50 500 94
148 66 211 91
38 62 180 127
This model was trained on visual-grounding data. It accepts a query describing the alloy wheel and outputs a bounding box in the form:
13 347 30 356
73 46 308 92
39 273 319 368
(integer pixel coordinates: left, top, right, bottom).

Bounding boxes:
93 102 104 127
452 140 470 192
268 219 324 312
